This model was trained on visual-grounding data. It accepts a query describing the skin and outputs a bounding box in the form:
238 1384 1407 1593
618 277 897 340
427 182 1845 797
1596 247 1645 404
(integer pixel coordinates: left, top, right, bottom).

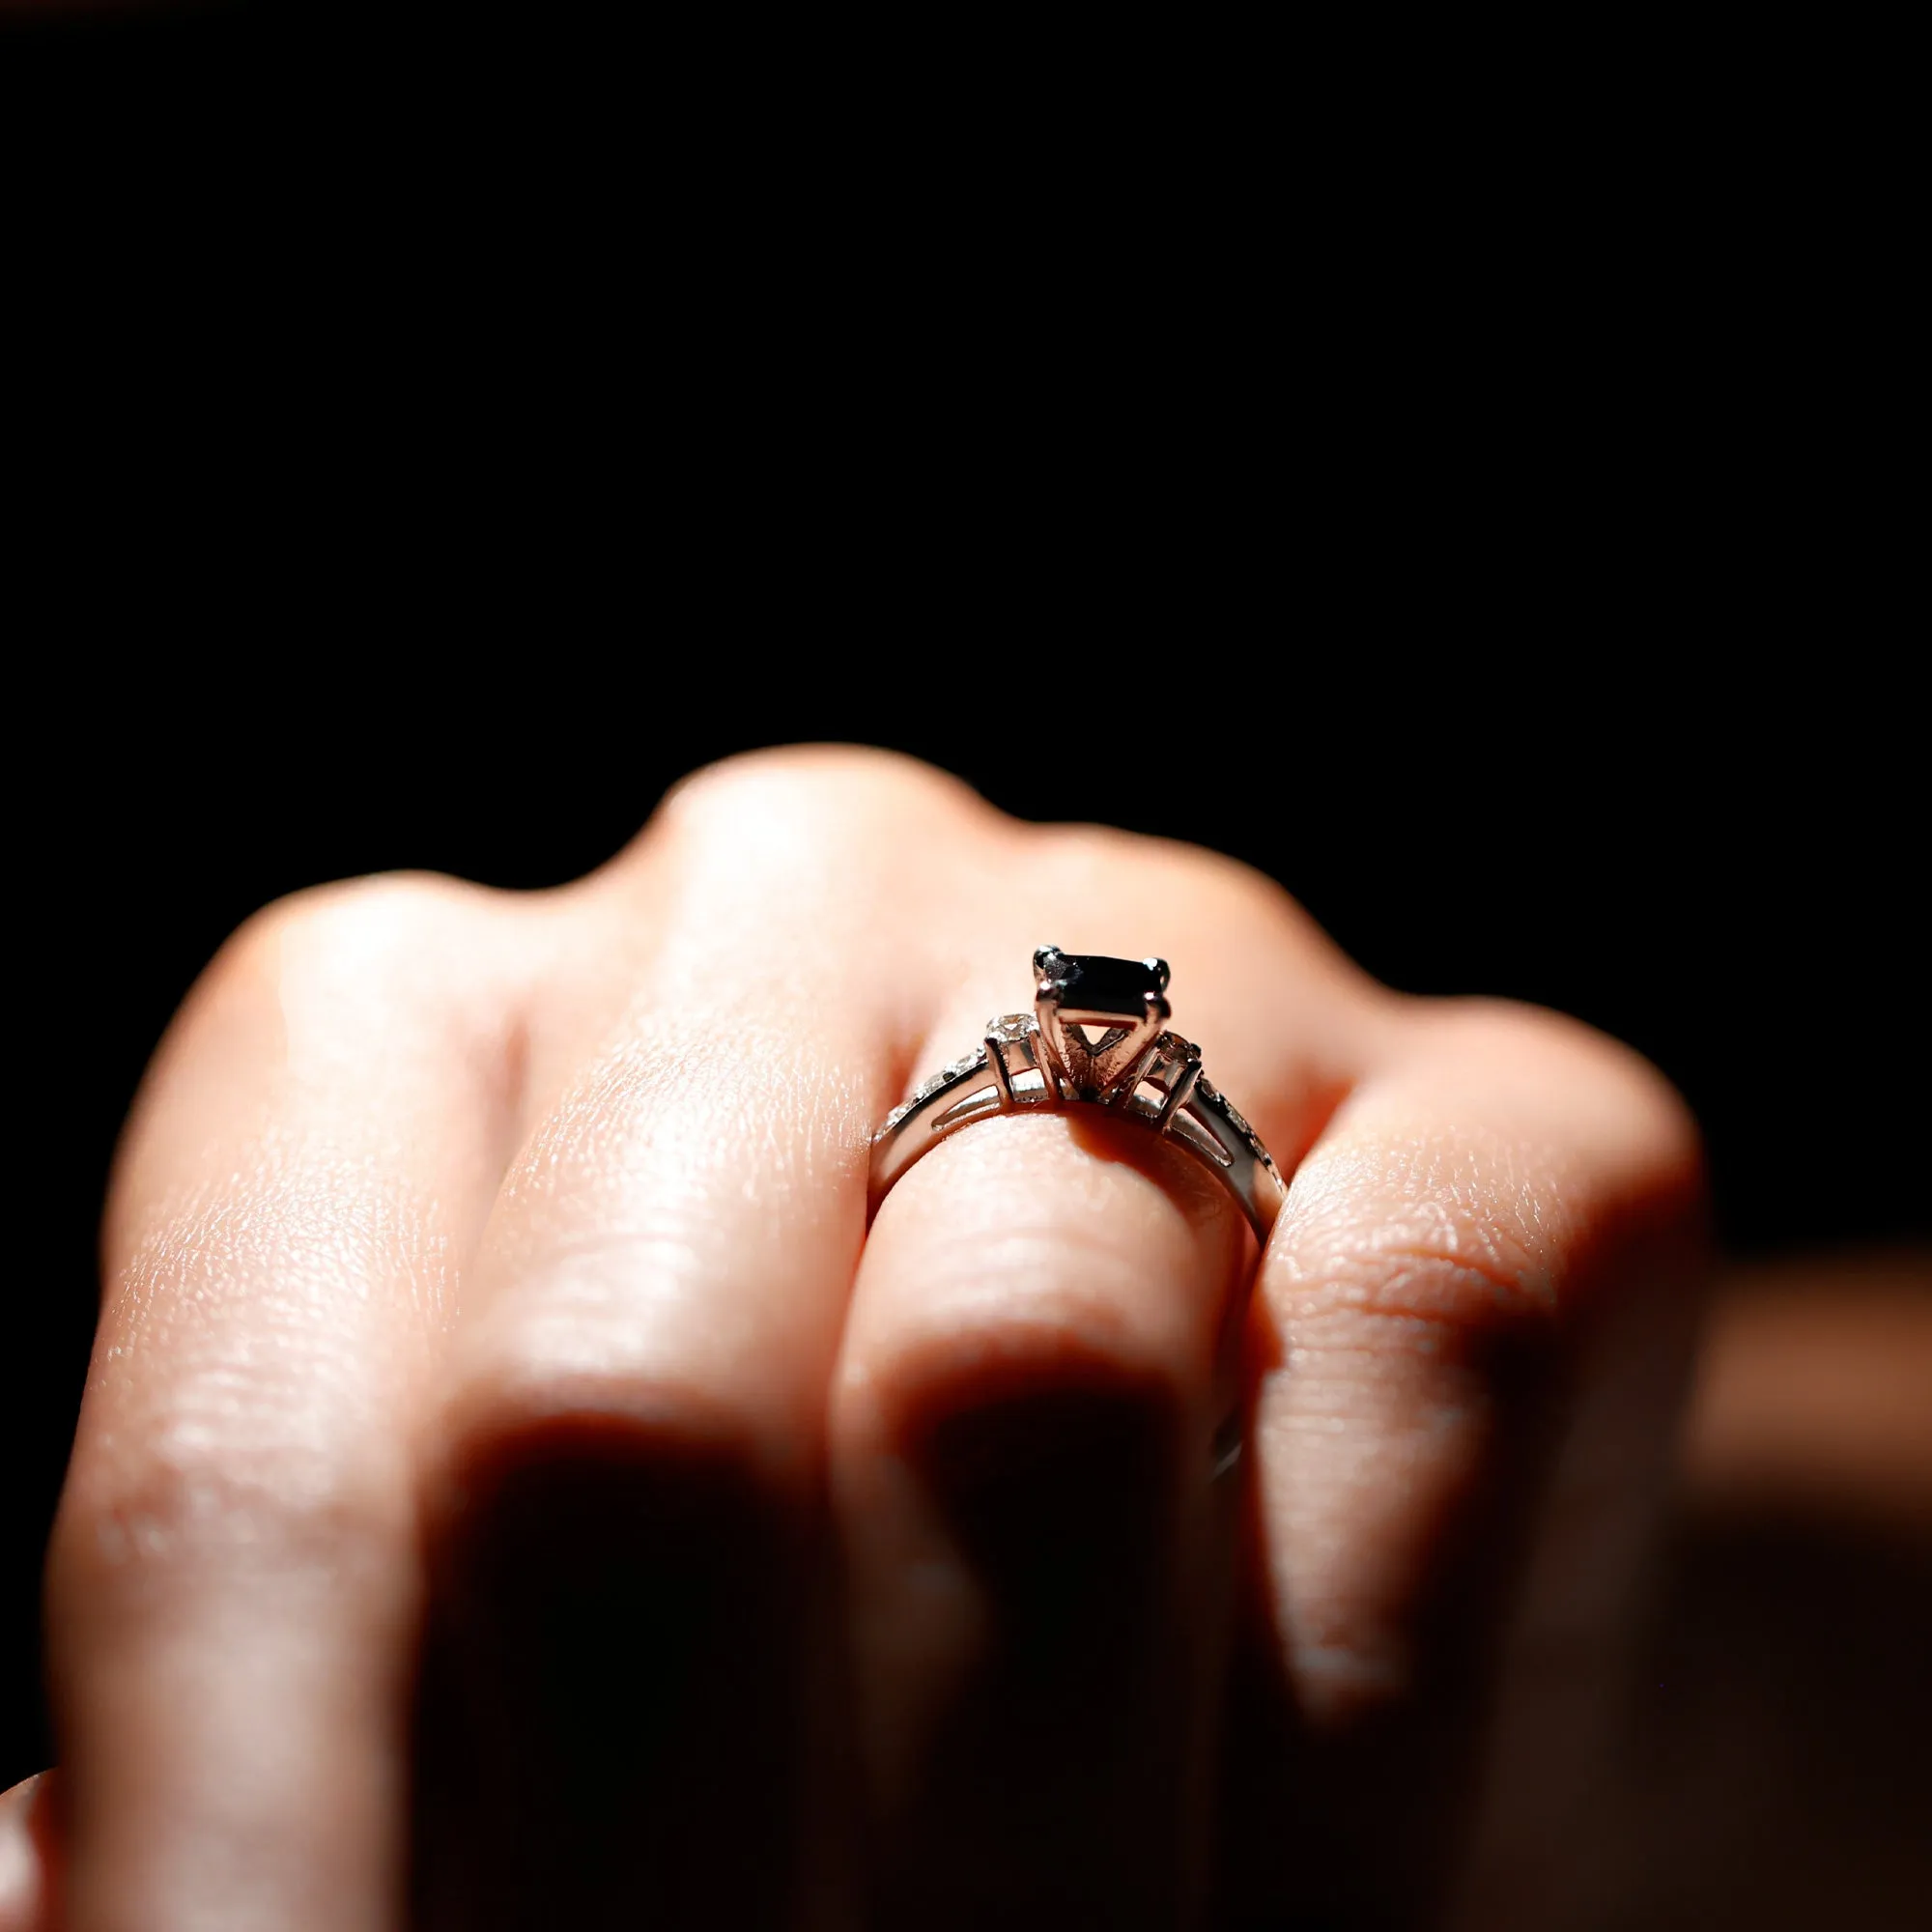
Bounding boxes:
0 748 1707 1931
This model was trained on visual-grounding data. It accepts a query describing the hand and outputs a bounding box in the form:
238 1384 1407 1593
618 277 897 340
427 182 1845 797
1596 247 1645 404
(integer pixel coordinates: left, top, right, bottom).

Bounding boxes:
9 749 1706 1930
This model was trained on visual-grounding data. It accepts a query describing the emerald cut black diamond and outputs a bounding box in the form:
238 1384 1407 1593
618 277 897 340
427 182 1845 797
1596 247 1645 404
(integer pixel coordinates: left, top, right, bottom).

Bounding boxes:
1035 949 1169 1016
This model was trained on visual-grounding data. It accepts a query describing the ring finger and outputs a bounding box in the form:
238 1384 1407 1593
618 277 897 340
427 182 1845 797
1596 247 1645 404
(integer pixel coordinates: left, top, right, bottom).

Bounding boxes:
832 836 1375 1929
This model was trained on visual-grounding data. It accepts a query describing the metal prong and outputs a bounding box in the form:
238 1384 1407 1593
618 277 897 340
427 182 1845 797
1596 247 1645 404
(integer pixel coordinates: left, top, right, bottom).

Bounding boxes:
1144 956 1171 993
1107 1042 1154 1113
1209 1407 1244 1482
1154 1059 1202 1133
985 1031 1016 1108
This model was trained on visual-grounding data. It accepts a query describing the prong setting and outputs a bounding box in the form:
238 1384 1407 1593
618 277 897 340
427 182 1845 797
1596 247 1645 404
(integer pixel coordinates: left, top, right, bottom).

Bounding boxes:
1033 948 1174 1102
870 950 1286 1241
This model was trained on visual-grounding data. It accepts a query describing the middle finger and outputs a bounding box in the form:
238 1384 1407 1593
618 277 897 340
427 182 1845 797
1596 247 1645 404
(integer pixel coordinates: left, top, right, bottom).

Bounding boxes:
422 752 986 1927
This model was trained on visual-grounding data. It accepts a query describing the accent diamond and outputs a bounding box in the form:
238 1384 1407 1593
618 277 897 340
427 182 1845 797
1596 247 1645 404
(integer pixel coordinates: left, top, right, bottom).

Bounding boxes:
1196 1075 1273 1168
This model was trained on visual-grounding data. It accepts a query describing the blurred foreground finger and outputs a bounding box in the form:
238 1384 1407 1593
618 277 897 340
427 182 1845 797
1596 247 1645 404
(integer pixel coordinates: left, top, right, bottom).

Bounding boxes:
46 881 531 1932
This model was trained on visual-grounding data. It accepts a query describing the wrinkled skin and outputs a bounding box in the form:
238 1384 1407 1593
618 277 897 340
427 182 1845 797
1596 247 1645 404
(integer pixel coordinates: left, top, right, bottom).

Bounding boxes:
1 750 1707 1931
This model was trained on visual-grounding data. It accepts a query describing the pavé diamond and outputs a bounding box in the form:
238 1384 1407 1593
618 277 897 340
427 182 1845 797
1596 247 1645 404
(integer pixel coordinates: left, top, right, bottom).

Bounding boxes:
907 1048 988 1107
1196 1075 1272 1166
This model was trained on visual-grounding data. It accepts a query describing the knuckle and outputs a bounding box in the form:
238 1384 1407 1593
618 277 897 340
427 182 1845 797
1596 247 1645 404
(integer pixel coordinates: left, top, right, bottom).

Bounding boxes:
592 746 1004 932
654 745 989 856
890 1347 1185 1494
1287 1130 1570 1335
1029 824 1371 985
213 872 488 1006
861 1257 1188 1629
1295 1218 1559 1338
1286 1043 1707 1354
867 1233 1197 1456
1416 996 1707 1203
430 1360 794 1610
53 1433 399 1603
436 1352 793 1533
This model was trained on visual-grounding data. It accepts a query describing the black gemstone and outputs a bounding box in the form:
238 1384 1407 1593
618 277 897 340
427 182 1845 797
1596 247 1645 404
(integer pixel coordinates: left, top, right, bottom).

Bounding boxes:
1040 952 1163 1016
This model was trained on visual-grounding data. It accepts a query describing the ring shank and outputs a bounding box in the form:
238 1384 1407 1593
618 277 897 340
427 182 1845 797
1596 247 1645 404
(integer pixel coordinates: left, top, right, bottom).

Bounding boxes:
868 1047 1284 1241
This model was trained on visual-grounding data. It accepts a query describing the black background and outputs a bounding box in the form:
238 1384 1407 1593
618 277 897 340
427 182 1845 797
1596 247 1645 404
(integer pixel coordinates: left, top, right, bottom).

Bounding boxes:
2 0 1923 1804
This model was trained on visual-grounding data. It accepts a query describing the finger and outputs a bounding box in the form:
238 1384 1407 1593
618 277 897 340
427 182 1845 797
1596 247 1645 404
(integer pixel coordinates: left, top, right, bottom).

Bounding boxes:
422 752 981 1928
840 1108 1244 1928
46 880 531 1932
833 858 1373 1929
1219 999 1707 1926
0 1774 57 1932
